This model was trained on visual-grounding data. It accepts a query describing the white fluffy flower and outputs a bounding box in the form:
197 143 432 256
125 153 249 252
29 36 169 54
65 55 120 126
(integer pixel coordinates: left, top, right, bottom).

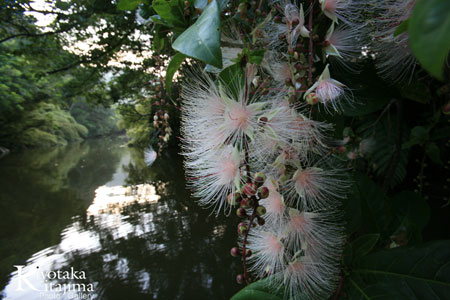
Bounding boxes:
304 65 352 112
319 0 361 25
368 0 417 82
286 208 344 263
284 163 349 210
265 2 310 50
181 71 267 157
324 23 363 72
184 145 242 213
246 227 287 278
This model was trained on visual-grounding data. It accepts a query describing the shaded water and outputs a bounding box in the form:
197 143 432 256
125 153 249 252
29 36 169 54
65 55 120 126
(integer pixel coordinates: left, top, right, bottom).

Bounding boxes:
0 138 241 300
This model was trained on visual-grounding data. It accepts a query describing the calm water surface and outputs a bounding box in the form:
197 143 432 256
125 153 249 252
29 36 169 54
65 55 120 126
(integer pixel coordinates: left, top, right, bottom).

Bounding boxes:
0 138 240 300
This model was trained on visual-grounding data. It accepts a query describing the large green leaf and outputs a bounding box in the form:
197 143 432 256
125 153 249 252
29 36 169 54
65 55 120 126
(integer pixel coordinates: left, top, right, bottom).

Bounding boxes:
391 191 430 231
358 113 408 188
409 0 450 80
347 240 450 300
152 0 186 27
351 234 380 260
172 0 222 68
230 279 284 300
165 52 186 95
354 174 392 236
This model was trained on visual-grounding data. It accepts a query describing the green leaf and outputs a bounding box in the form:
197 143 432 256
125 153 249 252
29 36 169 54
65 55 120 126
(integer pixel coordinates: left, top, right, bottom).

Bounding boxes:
393 19 409 37
172 0 222 68
150 15 171 26
402 126 428 149
354 174 392 235
117 0 148 10
409 0 450 80
348 240 450 300
248 49 266 65
339 69 393 117
390 191 430 245
343 184 362 235
425 142 443 165
218 63 244 98
138 5 153 19
399 80 430 103
230 279 284 300
352 234 380 259
165 53 186 95
152 0 186 27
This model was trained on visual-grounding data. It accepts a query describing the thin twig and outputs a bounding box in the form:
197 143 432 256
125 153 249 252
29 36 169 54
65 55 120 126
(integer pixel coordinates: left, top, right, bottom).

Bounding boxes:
307 0 315 85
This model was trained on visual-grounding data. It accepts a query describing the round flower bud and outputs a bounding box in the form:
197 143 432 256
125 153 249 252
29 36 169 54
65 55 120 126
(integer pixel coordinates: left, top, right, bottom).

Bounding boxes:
230 247 240 257
236 274 245 284
257 186 269 199
443 101 450 115
256 206 267 216
164 113 169 121
347 151 357 160
240 198 251 209
258 116 268 125
306 93 319 105
257 217 265 226
238 222 248 235
253 172 266 187
153 115 158 121
236 207 247 218
238 2 247 14
245 249 252 257
243 183 257 197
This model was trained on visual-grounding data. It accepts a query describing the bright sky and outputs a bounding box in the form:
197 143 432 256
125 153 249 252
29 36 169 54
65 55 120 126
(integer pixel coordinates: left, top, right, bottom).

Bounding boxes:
27 0 153 69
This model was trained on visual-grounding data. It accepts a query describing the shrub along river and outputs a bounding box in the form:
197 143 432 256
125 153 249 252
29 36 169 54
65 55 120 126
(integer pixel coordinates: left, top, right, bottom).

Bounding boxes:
0 137 241 300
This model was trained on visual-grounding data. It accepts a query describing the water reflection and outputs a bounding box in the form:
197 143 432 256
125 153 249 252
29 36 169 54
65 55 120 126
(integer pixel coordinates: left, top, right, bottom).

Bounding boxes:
0 138 240 300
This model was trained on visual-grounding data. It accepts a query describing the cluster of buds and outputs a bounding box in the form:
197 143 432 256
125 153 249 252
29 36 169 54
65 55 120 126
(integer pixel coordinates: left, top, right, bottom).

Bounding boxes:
228 172 270 283
153 109 171 154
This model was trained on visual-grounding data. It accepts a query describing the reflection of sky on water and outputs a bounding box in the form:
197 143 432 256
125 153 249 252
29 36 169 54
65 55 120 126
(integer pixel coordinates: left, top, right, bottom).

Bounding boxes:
4 182 163 300
1 141 240 300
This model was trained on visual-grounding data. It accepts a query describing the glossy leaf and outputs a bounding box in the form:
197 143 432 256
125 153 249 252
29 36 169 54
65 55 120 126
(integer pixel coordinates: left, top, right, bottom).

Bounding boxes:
354 174 392 235
409 0 450 80
399 80 430 103
165 53 186 95
352 234 380 259
391 191 430 231
172 0 222 68
425 142 443 165
348 240 450 300
230 279 284 300
152 0 186 27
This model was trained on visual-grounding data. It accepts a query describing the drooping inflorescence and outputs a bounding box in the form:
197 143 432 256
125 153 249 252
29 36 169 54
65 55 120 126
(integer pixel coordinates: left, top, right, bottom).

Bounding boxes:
179 0 368 299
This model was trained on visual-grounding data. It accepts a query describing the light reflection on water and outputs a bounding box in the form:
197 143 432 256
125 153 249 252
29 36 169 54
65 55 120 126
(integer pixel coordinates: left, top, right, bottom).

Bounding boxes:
0 138 240 300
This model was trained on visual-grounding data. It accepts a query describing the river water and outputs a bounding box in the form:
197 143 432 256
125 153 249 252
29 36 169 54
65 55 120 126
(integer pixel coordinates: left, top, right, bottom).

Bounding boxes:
0 137 241 300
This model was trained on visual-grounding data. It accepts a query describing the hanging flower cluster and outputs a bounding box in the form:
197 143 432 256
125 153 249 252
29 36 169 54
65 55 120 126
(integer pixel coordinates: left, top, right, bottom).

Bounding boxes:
366 0 418 82
179 0 366 299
